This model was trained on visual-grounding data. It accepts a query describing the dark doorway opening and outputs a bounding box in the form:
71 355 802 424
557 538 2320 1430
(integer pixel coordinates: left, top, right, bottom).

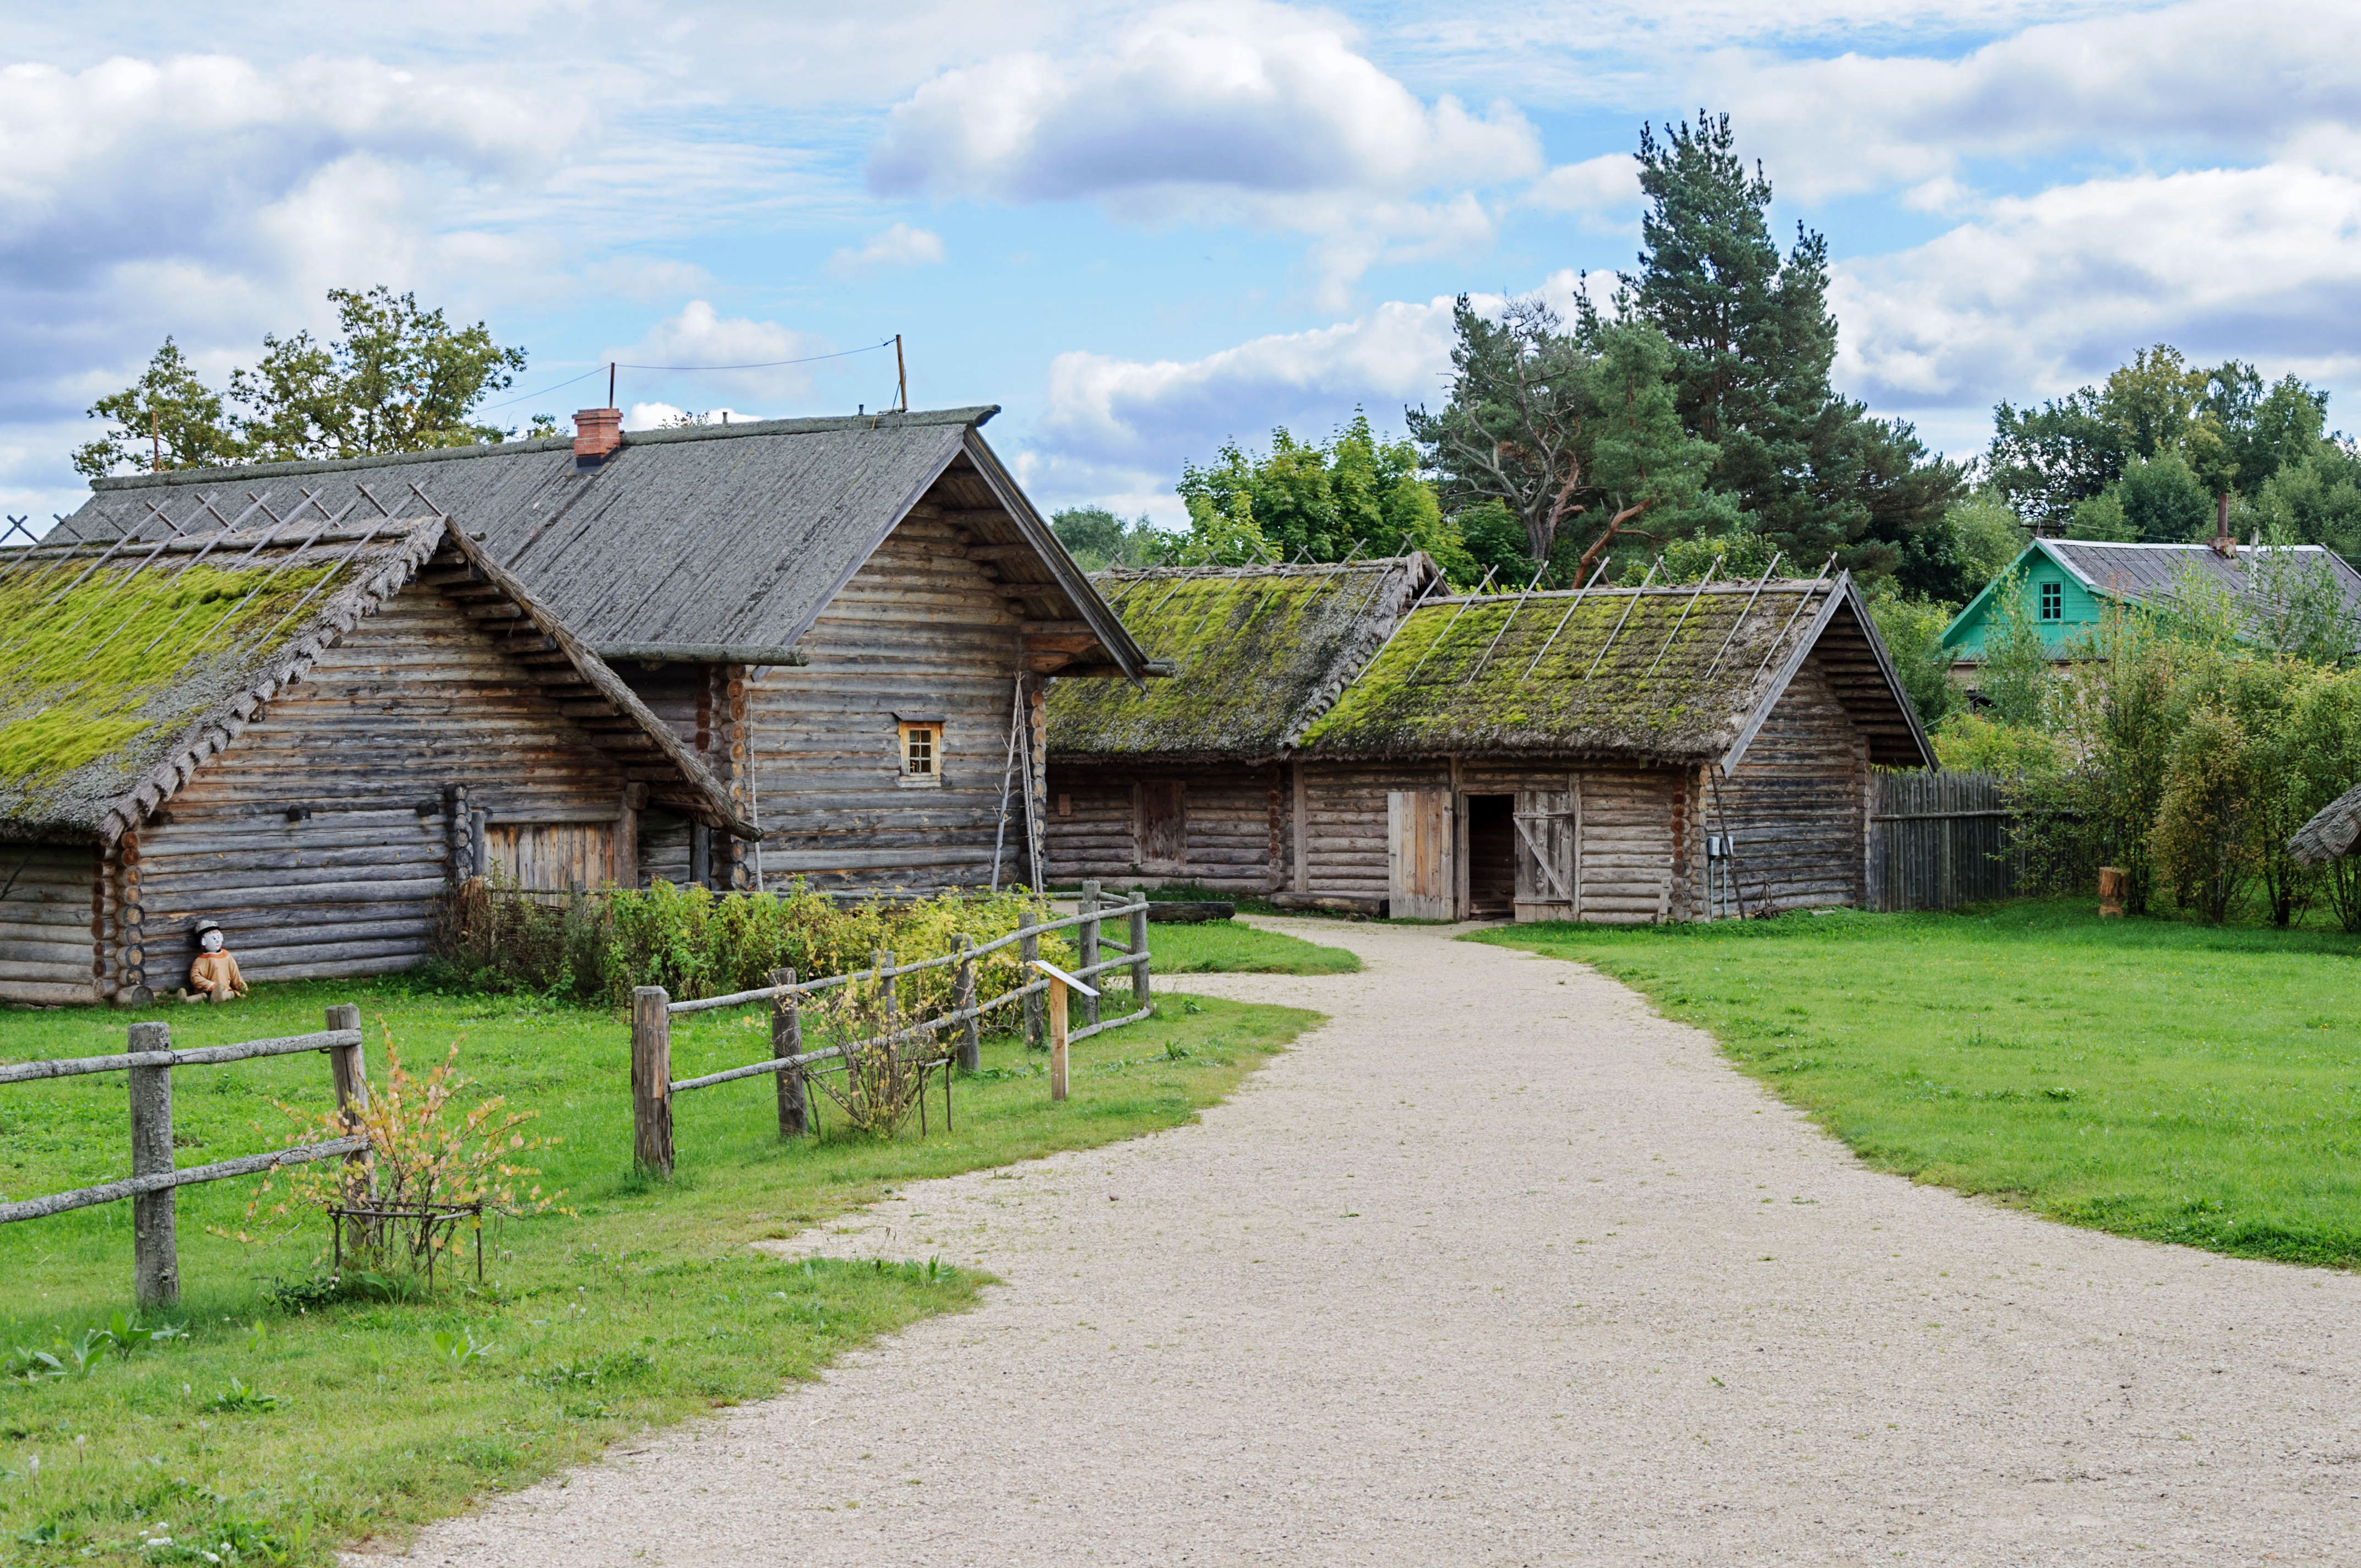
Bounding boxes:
1466 794 1515 918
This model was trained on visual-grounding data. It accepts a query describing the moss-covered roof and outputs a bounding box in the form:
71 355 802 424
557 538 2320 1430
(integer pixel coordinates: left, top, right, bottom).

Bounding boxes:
1048 556 1438 760
1302 574 1931 767
0 517 755 843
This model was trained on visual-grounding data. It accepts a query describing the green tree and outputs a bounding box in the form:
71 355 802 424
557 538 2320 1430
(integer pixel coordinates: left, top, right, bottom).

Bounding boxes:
1051 507 1174 571
1945 491 2029 591
1612 111 1962 592
2287 669 2361 930
2113 451 2216 542
1977 569 2053 729
1865 590 1963 729
2254 442 2361 557
71 338 249 478
2151 705 2256 923
76 287 531 477
1408 297 1723 583
1181 412 1467 574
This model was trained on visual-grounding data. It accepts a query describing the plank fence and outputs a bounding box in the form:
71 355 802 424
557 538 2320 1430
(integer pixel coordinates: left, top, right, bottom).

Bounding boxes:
1867 771 2023 912
629 884 1155 1175
0 1006 371 1304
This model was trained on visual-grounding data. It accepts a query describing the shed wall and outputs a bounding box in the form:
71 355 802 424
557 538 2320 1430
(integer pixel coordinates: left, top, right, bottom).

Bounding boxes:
1042 762 1284 894
1715 654 1870 913
130 587 634 987
0 840 100 1005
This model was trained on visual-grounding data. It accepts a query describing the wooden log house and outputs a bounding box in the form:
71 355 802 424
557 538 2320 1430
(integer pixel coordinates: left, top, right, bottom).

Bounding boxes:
1048 561 1932 921
0 515 752 1005
1044 556 1439 896
51 407 1156 900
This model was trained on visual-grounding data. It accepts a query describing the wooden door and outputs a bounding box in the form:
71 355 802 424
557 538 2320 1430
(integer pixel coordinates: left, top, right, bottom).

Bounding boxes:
1513 790 1578 923
1387 790 1455 919
483 823 621 891
1137 780 1187 870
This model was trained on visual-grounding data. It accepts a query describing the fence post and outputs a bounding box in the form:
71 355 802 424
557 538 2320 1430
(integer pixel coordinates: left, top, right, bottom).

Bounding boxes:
876 949 897 1036
324 1002 372 1199
631 987 673 1177
954 935 980 1072
770 968 807 1137
1047 977 1069 1102
1020 909 1043 1049
127 1020 178 1307
1129 886 1151 1012
1078 880 1101 1030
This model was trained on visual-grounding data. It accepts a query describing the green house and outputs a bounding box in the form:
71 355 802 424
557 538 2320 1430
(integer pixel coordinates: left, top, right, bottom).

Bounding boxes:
1940 538 2361 667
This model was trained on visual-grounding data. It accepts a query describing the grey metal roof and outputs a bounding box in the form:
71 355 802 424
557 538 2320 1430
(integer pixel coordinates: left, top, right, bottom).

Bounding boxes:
51 408 1149 675
2043 539 2361 619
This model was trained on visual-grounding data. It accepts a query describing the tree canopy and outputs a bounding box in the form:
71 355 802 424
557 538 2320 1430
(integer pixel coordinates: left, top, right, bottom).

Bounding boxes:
75 287 534 478
1176 413 1463 573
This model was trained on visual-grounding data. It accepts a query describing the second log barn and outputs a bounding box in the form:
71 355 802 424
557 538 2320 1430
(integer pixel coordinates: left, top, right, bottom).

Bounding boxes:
1046 558 1932 921
45 407 1155 905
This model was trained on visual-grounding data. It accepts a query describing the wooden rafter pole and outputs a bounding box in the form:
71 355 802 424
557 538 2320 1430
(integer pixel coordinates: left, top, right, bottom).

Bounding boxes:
1700 553 1783 683
1521 558 1613 682
1584 558 1662 679
1642 559 1722 679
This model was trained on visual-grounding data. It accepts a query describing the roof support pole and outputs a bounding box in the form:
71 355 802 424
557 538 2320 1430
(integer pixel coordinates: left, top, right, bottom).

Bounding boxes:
1400 565 1498 686
1642 560 1723 679
1749 554 1841 685
1699 553 1782 683
1585 559 1662 679
1521 559 1613 682
1463 562 1550 685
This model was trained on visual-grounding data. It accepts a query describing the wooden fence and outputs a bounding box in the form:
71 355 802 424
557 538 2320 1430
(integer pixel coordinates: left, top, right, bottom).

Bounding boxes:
1867 771 2023 912
0 1006 371 1304
629 884 1155 1175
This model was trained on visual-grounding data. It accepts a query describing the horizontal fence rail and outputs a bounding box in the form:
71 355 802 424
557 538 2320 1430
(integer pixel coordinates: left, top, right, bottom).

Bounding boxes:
1868 771 2025 913
0 1006 372 1305
630 884 1156 1174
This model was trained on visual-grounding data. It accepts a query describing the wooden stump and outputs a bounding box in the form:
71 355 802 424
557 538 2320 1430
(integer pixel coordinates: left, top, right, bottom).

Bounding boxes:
631 987 673 1177
770 968 806 1139
2098 866 2128 918
325 1003 373 1200
127 1021 178 1306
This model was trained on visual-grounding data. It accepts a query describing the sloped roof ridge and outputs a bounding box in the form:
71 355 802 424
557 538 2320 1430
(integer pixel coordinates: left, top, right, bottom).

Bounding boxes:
89 405 1002 492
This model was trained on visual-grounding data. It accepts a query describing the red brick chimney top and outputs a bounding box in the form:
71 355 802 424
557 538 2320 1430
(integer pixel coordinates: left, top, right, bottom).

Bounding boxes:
573 407 623 461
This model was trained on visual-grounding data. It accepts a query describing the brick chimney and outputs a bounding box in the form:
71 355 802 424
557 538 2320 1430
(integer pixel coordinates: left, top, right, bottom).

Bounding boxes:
574 407 623 462
2211 492 2234 558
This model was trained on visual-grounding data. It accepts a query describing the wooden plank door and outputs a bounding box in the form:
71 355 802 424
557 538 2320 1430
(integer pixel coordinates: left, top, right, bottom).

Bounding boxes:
1387 790 1455 919
483 823 621 891
1136 780 1187 872
1513 790 1578 923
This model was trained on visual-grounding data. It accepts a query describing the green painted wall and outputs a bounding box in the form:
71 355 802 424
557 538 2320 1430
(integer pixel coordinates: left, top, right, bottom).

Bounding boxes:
1941 544 2109 659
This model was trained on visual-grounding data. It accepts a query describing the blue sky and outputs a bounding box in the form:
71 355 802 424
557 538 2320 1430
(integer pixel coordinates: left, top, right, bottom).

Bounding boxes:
7 0 2359 536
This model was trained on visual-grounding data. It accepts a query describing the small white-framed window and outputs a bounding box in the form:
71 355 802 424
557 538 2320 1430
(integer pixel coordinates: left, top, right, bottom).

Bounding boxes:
895 714 945 788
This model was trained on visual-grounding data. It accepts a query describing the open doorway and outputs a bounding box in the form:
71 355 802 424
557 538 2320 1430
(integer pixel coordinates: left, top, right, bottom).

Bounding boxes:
1465 794 1516 918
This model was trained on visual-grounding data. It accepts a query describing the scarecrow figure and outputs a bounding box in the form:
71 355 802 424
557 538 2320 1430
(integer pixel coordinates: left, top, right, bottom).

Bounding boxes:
178 919 249 1004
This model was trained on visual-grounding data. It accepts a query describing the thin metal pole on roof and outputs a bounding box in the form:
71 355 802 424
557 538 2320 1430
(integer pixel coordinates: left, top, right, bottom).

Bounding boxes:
1332 533 1422 633
38 526 199 648
1400 564 1498 685
187 502 363 652
1749 553 1841 685
1521 558 1614 682
134 515 303 658
1699 552 1783 683
1643 559 1724 679
1463 562 1550 685
1340 567 1449 694
21 525 149 613
242 512 408 651
64 492 277 661
1585 558 1663 679
160 494 274 579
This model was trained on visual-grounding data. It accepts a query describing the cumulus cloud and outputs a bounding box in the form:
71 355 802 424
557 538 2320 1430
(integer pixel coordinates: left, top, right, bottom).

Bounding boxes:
867 1 1539 302
828 222 946 279
607 301 839 404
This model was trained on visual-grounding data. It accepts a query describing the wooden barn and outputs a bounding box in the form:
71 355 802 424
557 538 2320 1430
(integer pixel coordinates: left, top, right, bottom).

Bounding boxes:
0 515 751 1006
51 407 1155 897
1043 556 1438 896
1293 570 1933 919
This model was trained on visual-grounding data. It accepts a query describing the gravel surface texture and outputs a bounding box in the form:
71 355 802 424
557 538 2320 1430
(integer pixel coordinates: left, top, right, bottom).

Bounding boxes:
368 918 2361 1566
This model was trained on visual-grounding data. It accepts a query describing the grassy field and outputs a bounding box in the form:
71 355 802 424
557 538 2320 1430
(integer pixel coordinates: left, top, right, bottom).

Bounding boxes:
1143 919 1359 974
1473 901 2361 1270
0 978 1313 1564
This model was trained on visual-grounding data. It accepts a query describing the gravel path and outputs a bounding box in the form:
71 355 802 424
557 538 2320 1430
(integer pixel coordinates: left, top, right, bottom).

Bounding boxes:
374 918 2360 1566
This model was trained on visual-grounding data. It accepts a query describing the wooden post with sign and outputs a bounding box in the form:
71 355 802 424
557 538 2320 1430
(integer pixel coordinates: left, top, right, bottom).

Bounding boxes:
1030 958 1098 1105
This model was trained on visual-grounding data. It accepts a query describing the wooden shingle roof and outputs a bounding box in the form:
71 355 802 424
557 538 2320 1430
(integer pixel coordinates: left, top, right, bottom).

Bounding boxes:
1302 573 1932 770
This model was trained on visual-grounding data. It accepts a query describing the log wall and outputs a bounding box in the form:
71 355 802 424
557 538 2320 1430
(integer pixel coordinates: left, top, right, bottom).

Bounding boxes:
0 840 102 1005
1043 763 1284 894
1715 653 1870 914
736 508 1035 892
128 586 637 989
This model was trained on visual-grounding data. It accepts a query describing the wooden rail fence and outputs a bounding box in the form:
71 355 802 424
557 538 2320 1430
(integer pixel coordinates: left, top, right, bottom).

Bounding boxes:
630 885 1155 1175
0 1006 372 1304
1867 771 2023 912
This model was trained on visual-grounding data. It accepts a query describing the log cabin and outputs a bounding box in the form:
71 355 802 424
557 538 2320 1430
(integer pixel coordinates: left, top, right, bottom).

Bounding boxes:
51 407 1155 899
1043 556 1438 896
1048 562 1932 921
0 515 752 1005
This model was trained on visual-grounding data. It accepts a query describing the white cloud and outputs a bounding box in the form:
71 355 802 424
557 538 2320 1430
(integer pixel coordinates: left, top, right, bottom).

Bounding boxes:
606 301 837 404
867 1 1540 302
1525 154 1639 215
623 402 759 431
1831 160 2361 423
828 222 947 279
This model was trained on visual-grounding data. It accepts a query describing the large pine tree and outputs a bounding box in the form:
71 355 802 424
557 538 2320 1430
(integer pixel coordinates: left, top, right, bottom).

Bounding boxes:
1612 113 1962 596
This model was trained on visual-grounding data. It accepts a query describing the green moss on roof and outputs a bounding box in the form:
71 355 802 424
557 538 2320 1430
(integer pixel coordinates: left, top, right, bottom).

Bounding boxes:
1303 582 1827 759
1049 560 1427 759
0 560 335 788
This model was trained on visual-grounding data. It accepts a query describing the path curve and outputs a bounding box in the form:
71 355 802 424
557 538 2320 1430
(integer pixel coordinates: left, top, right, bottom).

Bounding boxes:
373 918 2361 1566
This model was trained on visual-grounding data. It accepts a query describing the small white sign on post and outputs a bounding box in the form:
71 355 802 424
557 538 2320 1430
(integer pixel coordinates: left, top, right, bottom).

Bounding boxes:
1029 959 1097 1102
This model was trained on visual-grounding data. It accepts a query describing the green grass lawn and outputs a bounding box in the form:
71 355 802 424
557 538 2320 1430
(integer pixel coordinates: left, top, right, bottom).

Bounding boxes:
1143 919 1359 974
1473 901 2361 1270
0 979 1313 1564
